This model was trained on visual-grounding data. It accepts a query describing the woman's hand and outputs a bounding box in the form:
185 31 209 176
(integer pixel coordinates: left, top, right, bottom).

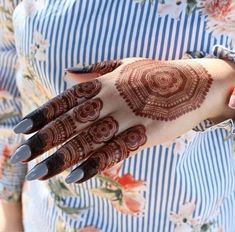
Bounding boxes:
10 58 235 184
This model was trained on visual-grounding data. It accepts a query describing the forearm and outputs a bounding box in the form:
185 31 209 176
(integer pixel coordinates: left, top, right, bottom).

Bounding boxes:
0 201 23 232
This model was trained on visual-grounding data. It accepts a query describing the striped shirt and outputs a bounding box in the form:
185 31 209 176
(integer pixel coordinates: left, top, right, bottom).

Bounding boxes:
0 0 235 231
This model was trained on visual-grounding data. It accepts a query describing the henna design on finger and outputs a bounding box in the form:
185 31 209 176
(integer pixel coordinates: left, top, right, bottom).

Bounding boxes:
18 98 104 161
70 125 147 183
67 60 122 76
116 60 213 121
92 125 147 171
73 98 103 123
88 117 119 143
74 79 102 99
15 79 102 134
37 117 119 180
24 114 77 159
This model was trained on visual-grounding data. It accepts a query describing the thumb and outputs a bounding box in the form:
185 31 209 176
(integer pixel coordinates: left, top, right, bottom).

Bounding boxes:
212 45 235 62
229 88 235 109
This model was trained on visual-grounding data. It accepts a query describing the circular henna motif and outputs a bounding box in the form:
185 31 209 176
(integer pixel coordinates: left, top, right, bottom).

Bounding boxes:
121 125 147 151
74 79 102 99
73 98 103 123
116 60 213 121
88 117 119 144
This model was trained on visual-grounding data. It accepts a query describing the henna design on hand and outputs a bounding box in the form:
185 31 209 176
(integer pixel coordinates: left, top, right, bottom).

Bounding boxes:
16 79 102 134
35 117 119 179
73 98 103 123
116 60 213 121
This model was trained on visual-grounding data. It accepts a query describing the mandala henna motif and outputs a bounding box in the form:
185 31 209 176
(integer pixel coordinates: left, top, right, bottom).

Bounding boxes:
116 60 213 121
89 125 147 172
73 98 103 123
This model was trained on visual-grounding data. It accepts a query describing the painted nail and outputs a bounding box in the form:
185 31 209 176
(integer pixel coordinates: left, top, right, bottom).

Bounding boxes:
66 65 92 74
13 118 33 134
26 163 48 181
65 168 84 184
10 145 31 164
229 95 235 109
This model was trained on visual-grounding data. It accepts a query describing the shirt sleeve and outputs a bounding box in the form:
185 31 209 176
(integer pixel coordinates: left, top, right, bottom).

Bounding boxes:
0 0 27 203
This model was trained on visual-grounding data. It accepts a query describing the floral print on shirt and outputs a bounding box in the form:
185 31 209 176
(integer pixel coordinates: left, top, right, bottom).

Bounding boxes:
169 202 224 232
91 162 147 215
135 0 235 43
0 0 15 42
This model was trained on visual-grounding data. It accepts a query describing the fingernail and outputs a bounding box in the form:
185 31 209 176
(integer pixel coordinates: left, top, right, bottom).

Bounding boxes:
13 118 33 134
66 65 92 74
10 145 31 164
65 168 84 184
26 163 48 181
229 95 235 109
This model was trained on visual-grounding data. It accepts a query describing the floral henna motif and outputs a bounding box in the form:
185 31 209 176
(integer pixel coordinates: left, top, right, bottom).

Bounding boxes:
74 79 102 99
40 117 119 179
25 98 104 159
23 79 102 133
88 125 147 172
116 60 213 121
73 98 103 123
88 117 119 143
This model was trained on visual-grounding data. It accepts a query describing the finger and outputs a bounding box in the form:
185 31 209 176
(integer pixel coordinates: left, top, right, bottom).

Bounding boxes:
65 125 147 184
13 79 102 134
66 60 122 77
10 98 105 164
25 116 119 180
229 88 235 109
212 45 235 62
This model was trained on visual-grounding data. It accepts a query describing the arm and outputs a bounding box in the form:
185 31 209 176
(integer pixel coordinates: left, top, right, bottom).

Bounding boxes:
10 58 235 183
0 201 23 232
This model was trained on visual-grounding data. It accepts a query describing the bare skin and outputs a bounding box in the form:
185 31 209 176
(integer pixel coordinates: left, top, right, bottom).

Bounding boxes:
0 201 23 232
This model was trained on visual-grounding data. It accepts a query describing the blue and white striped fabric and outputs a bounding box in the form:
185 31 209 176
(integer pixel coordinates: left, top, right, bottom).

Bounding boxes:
0 0 235 231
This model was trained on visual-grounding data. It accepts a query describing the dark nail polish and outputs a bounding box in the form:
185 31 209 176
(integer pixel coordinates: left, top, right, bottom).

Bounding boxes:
66 65 92 74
